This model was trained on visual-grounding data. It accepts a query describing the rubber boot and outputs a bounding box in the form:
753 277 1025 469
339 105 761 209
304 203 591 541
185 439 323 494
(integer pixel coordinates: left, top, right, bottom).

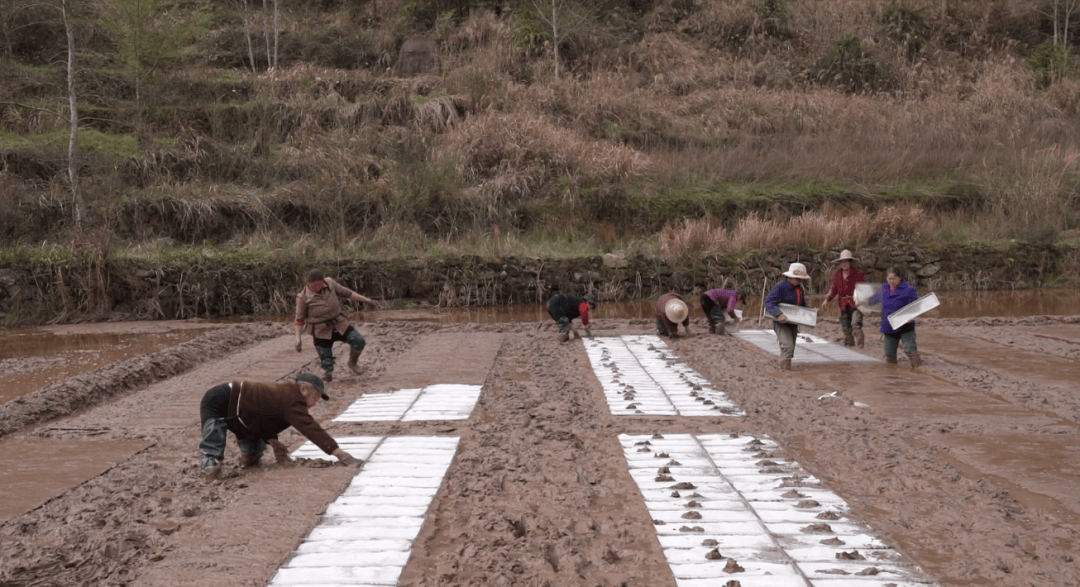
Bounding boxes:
779 358 791 371
708 323 716 335
842 331 854 347
907 350 922 368
202 465 222 480
853 328 864 348
716 323 726 336
240 451 262 469
886 356 898 365
322 369 333 382
558 331 569 342
347 349 362 375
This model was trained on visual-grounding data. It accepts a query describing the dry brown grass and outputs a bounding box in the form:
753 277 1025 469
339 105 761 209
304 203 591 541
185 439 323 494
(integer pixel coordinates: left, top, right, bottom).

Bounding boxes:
660 203 932 258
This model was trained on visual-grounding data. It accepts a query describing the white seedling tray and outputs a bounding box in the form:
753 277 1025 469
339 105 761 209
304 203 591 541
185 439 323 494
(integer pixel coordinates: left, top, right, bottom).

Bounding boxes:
888 292 940 329
724 309 743 323
853 283 880 314
777 303 817 327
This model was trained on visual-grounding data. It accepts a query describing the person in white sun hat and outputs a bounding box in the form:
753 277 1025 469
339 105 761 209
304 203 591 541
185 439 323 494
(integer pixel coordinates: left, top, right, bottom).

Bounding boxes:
764 262 811 371
820 249 867 347
655 292 692 338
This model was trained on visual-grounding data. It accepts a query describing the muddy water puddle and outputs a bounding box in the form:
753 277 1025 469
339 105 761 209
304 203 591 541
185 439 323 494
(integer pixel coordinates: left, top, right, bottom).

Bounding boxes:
0 438 151 523
0 324 215 405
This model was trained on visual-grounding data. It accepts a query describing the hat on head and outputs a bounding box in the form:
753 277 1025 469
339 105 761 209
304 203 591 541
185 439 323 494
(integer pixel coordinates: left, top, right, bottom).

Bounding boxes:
296 373 329 400
664 298 688 323
834 249 858 262
583 293 598 305
782 262 811 281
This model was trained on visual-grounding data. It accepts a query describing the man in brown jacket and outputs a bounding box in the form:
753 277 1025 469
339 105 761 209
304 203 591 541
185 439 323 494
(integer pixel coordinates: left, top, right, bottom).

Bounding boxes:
198 373 360 480
295 268 381 382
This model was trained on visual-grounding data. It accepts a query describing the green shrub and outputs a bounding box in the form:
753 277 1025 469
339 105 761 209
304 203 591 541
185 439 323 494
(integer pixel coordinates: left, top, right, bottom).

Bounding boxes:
812 34 891 94
879 4 928 60
1027 42 1077 88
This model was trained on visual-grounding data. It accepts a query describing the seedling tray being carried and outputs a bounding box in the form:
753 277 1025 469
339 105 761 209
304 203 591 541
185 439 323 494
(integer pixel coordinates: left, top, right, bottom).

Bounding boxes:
777 303 817 327
887 292 940 329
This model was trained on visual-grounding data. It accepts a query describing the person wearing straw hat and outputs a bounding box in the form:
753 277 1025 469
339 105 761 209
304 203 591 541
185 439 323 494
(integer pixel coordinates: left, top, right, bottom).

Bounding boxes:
701 288 744 335
764 262 811 371
197 373 361 481
655 292 692 338
820 249 867 347
867 266 922 368
546 292 598 342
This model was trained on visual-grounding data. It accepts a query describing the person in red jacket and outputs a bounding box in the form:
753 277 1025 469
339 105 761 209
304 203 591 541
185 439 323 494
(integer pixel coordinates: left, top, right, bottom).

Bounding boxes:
820 249 866 347
197 373 360 480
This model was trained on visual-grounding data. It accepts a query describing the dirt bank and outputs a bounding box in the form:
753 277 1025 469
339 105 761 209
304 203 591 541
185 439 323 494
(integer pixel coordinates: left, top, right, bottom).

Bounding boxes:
2 243 1077 325
1 315 1079 586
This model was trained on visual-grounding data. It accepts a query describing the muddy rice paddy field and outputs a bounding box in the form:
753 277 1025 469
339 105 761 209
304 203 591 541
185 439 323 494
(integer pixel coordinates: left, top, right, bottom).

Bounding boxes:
1 310 1079 587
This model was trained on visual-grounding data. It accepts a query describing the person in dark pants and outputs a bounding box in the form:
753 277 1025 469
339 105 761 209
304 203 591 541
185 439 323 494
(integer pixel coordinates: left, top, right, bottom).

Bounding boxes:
655 292 691 337
295 269 381 382
868 266 922 368
546 293 597 342
764 262 812 371
700 288 743 335
198 373 360 480
820 249 867 347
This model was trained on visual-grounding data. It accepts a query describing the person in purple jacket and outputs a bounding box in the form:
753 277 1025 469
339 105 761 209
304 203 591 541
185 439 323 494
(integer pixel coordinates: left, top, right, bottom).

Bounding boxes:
868 266 922 367
764 263 811 371
700 288 744 335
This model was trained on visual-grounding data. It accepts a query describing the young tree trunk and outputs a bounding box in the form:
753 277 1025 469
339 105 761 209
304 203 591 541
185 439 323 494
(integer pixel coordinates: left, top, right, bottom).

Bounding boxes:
61 0 83 228
261 0 271 71
241 0 256 74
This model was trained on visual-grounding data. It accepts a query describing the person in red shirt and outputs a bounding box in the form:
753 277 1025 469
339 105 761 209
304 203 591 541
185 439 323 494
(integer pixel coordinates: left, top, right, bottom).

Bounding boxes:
820 250 867 347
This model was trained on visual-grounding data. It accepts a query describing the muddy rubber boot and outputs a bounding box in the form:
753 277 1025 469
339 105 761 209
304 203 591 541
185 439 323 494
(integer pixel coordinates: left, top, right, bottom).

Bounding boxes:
322 369 333 382
907 350 922 368
347 349 362 375
716 323 726 336
843 331 854 347
853 328 865 348
886 356 898 365
779 358 791 371
708 323 716 335
202 465 222 481
558 332 569 343
240 451 262 469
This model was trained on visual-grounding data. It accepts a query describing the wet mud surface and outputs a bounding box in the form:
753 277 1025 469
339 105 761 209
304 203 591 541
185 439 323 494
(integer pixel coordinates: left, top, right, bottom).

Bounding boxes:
1 314 1079 586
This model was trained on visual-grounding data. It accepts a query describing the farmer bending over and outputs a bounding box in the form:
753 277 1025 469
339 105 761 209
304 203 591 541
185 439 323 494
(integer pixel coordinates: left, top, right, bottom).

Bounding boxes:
198 373 360 480
546 293 597 342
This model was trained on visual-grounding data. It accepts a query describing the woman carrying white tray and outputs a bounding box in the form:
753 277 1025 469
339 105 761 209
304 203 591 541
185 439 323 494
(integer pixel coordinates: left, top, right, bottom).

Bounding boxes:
868 266 922 368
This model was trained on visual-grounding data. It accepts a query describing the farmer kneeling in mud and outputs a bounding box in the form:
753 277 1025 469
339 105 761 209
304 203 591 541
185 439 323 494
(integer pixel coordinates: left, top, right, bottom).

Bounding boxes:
546 292 597 342
198 373 361 480
295 268 381 382
656 292 692 337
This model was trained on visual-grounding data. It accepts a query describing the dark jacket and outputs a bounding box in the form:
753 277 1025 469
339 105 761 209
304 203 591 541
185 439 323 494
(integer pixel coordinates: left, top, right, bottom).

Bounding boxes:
226 380 339 454
547 294 590 326
764 280 807 317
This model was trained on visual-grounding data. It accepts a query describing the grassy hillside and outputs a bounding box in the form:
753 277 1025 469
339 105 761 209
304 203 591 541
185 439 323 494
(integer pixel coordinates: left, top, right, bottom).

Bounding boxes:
1 0 1079 263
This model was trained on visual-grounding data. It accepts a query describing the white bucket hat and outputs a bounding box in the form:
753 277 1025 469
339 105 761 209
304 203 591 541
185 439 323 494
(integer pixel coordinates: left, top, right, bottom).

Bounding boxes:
664 298 688 323
834 249 858 262
782 262 811 281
